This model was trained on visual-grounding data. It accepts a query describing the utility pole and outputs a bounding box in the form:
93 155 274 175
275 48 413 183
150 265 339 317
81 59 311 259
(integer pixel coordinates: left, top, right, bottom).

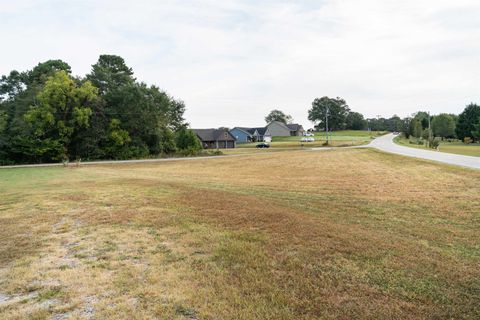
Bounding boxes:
427 111 432 148
325 106 330 145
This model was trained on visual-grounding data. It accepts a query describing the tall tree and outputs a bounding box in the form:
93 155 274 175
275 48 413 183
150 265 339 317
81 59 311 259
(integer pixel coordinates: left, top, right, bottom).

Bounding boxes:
308 97 350 131
432 113 455 139
410 118 423 138
456 103 480 142
87 55 135 94
265 109 292 124
345 111 367 130
24 70 98 161
413 111 430 129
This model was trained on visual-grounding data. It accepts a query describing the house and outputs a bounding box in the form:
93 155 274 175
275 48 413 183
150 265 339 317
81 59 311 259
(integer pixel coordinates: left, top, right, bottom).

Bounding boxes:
229 127 270 143
192 129 236 149
229 127 254 143
286 123 305 136
265 121 305 137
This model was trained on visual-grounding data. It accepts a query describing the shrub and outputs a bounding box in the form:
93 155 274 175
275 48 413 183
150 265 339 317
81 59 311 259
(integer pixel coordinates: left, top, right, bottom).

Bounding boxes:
177 147 201 157
175 128 202 151
208 149 223 156
428 137 441 149
409 138 424 145
464 137 473 144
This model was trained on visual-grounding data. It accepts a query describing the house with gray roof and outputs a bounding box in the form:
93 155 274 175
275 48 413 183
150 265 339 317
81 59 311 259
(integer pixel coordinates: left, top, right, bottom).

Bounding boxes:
192 129 236 149
264 121 304 137
230 127 269 143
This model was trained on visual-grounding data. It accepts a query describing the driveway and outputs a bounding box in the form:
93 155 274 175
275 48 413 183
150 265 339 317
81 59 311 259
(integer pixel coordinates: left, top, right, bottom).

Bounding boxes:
367 133 480 170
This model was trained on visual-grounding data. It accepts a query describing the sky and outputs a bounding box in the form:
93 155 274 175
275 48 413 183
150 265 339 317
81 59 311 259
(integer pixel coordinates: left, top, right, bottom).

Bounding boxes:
1 0 480 128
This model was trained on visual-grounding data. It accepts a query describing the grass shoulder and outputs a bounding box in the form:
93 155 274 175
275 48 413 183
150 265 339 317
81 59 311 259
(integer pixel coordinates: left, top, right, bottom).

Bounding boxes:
394 135 480 157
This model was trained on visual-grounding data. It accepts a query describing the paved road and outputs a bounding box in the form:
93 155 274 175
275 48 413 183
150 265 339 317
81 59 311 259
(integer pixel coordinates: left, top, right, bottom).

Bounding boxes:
367 133 480 170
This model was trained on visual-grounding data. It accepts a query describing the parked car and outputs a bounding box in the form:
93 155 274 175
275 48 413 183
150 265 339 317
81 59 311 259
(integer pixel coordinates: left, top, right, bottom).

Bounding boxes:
256 142 270 148
303 132 314 137
301 137 315 142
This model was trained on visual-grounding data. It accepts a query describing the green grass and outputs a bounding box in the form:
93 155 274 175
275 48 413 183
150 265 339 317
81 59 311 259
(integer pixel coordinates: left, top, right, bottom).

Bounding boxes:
395 136 480 157
236 130 387 149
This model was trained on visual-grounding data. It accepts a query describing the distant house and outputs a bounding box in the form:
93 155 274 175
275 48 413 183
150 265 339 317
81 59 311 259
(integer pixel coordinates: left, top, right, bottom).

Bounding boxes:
192 129 236 149
230 127 254 143
265 121 305 137
286 123 305 136
230 127 270 143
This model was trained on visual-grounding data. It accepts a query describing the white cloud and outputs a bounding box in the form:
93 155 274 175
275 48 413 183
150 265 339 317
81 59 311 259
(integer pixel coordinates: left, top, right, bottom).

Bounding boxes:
1 0 479 127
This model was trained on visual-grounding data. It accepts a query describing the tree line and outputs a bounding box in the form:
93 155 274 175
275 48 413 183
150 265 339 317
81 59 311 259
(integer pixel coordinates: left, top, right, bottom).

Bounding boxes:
0 55 201 165
304 96 480 144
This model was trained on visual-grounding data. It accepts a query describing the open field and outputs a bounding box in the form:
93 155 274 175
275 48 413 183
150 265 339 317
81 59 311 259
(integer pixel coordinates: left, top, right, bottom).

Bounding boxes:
395 136 480 157
1 149 480 319
237 130 387 149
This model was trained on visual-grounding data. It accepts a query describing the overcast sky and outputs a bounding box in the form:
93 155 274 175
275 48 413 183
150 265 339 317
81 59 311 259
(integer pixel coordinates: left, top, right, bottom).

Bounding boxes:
1 0 479 128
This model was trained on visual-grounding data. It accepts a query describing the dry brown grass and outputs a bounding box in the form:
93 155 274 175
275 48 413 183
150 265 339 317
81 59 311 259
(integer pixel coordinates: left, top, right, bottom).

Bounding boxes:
0 149 479 319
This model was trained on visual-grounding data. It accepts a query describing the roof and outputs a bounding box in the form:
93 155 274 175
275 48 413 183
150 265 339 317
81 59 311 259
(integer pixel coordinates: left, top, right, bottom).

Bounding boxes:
267 121 291 131
231 127 267 136
249 127 267 135
192 129 236 141
287 123 304 131
232 127 254 136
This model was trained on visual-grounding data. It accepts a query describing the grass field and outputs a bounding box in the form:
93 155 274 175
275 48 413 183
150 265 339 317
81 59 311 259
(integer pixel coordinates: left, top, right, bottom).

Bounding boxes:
237 130 386 149
1 149 479 319
395 136 480 157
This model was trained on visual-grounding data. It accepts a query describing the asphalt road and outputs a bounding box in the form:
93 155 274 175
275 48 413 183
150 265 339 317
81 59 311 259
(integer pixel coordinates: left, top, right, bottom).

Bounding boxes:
367 133 480 170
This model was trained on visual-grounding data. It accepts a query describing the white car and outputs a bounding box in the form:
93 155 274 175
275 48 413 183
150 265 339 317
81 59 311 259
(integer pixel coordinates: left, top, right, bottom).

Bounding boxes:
303 132 315 137
301 137 315 142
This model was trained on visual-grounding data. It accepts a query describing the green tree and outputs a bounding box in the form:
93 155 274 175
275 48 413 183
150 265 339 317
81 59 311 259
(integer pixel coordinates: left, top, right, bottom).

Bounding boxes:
265 109 292 124
413 111 430 129
410 118 423 138
24 70 98 161
456 103 480 142
105 118 132 159
432 113 455 139
345 112 367 130
87 55 134 94
26 60 72 85
175 128 201 151
308 97 350 131
472 119 480 141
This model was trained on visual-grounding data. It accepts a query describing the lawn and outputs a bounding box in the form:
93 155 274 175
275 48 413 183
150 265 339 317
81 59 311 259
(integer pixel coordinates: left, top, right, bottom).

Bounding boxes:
0 149 479 319
395 136 480 157
237 130 387 149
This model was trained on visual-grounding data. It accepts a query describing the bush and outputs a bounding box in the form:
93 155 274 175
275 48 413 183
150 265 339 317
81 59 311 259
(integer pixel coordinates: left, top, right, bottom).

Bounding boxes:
409 138 424 145
464 137 473 144
177 147 201 157
175 128 202 151
428 137 441 149
208 149 223 156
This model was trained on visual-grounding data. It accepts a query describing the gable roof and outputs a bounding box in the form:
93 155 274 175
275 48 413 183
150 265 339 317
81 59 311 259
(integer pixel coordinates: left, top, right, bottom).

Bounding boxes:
267 121 291 131
287 123 303 131
249 127 267 135
192 129 236 141
232 126 267 136
232 127 254 136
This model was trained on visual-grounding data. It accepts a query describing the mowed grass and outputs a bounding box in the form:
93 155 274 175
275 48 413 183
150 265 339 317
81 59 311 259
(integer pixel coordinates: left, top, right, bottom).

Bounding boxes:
395 136 480 157
237 130 386 149
0 149 479 319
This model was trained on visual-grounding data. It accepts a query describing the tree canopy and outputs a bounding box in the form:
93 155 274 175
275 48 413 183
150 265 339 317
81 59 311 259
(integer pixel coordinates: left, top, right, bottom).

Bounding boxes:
456 103 480 142
308 97 350 131
0 55 191 164
265 109 292 124
432 113 456 139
